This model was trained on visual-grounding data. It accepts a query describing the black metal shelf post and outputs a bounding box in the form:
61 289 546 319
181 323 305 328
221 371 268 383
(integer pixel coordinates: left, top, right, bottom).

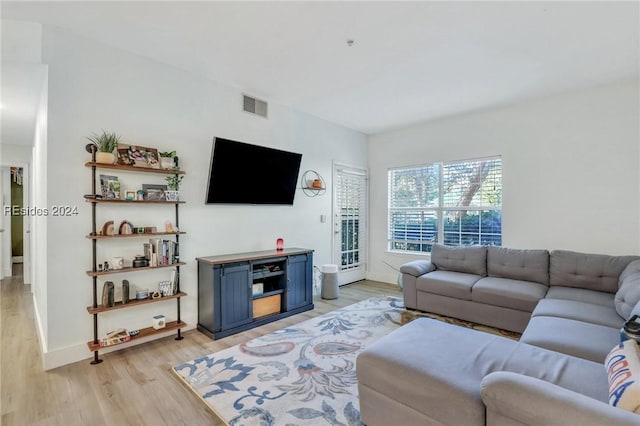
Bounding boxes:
85 143 103 365
174 178 183 340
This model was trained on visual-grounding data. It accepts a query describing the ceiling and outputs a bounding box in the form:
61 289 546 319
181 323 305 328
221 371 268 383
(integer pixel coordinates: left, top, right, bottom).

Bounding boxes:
1 1 639 137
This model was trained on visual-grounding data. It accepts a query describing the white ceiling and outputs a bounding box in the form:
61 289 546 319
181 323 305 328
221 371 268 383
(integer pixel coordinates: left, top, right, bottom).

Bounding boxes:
1 1 639 136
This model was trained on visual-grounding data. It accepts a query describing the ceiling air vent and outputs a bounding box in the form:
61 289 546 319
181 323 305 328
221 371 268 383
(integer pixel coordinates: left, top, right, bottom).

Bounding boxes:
243 94 268 118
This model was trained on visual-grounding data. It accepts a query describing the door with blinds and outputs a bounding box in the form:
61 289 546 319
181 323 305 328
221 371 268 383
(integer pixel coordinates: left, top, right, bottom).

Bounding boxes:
333 164 368 285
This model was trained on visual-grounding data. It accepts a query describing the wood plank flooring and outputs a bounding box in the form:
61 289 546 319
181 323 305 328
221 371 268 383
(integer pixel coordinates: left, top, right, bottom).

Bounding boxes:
1 266 401 425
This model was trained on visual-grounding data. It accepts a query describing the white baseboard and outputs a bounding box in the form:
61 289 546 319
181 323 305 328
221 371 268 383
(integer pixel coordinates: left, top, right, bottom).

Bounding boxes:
43 342 89 371
42 324 197 371
32 292 48 368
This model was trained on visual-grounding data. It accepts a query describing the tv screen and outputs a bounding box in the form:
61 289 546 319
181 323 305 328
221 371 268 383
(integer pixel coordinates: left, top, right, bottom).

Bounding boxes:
205 137 303 205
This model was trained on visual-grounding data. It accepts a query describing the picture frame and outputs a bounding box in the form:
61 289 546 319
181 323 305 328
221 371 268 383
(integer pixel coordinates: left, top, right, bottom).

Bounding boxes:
116 146 135 166
99 175 119 199
117 144 161 169
142 184 167 201
124 190 136 200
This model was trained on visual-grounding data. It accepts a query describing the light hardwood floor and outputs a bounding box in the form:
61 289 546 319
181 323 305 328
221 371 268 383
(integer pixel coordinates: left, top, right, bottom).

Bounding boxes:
1 265 401 426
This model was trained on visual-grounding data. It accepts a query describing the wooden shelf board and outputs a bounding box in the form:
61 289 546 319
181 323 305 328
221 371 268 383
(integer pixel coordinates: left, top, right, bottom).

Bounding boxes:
87 320 186 352
86 232 185 240
87 292 187 314
197 248 313 265
252 289 284 300
252 270 284 279
86 262 185 277
85 162 185 175
85 198 185 205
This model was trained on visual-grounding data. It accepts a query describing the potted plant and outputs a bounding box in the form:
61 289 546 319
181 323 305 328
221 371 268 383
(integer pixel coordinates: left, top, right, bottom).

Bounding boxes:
87 130 120 164
165 173 184 201
159 151 177 170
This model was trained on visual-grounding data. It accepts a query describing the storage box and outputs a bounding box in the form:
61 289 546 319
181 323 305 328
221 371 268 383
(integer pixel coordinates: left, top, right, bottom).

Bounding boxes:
253 294 281 318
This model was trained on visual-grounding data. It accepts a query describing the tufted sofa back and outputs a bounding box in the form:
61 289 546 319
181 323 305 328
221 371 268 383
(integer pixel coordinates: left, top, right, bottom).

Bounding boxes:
549 250 640 293
487 247 550 285
431 244 487 276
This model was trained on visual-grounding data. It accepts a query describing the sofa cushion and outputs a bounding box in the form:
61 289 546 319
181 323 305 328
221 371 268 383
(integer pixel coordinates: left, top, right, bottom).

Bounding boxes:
620 259 640 282
605 339 640 414
531 298 624 328
357 318 609 426
487 246 550 285
431 244 487 276
416 270 482 301
549 250 639 293
615 262 640 319
520 316 621 363
545 286 615 307
472 277 548 312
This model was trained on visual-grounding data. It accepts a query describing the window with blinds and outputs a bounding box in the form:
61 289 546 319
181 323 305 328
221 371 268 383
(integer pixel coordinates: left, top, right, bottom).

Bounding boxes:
388 157 502 253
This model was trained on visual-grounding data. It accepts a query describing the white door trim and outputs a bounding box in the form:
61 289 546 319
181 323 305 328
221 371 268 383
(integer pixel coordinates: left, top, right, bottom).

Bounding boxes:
332 162 368 285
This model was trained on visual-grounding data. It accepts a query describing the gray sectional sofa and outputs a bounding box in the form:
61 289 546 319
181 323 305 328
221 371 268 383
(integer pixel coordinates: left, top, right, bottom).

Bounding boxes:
356 244 640 425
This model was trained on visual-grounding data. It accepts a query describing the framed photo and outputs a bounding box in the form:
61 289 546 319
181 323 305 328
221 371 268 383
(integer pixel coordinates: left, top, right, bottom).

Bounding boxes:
99 175 119 198
116 146 135 166
124 190 136 200
142 184 167 201
117 144 160 169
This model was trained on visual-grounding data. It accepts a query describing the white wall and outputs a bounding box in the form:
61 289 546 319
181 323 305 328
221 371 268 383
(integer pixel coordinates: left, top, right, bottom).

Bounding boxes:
40 26 366 368
31 74 48 351
368 81 640 284
1 144 33 163
0 19 42 63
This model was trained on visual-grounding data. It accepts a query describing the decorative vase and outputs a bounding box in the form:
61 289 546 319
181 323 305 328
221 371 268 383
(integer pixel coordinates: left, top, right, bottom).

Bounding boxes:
164 190 180 201
96 152 116 164
160 157 175 170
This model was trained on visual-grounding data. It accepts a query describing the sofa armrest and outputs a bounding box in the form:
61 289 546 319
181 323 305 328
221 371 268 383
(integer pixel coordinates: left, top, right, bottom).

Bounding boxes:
481 371 640 426
400 260 435 277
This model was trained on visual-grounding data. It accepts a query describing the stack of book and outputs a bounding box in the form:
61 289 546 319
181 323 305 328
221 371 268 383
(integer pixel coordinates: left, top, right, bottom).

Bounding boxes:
145 238 179 266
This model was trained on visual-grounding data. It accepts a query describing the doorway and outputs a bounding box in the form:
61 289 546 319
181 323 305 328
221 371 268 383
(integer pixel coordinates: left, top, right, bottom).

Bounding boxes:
11 167 24 264
1 165 30 282
332 164 368 285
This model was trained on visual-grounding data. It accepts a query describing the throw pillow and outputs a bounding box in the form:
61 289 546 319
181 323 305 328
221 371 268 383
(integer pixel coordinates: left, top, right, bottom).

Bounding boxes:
605 339 640 413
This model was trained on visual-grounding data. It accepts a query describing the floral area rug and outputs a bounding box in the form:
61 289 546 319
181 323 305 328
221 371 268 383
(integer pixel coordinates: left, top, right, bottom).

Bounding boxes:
173 295 405 426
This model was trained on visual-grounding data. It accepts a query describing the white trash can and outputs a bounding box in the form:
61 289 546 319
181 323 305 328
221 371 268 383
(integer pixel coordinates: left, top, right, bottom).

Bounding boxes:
321 264 339 300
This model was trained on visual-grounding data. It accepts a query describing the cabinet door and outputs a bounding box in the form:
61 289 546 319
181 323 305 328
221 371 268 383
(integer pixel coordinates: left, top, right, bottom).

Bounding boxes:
220 263 253 329
286 254 312 310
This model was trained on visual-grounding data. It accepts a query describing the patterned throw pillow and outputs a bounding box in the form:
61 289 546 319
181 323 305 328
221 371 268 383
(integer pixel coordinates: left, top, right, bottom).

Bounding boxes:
605 339 640 413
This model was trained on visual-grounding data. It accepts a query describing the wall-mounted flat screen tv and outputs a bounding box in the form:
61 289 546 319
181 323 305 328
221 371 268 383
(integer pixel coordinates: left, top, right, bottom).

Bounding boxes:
205 137 303 205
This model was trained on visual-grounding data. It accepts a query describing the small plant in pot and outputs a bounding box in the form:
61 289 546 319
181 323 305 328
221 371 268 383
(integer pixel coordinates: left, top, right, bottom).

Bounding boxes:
87 130 120 164
159 151 177 170
165 174 184 201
